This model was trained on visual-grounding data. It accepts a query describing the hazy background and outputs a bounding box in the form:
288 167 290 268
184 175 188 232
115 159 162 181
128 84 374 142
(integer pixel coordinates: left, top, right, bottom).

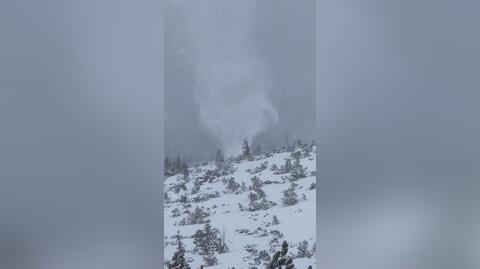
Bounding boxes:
317 1 480 269
165 0 315 161
1 1 163 268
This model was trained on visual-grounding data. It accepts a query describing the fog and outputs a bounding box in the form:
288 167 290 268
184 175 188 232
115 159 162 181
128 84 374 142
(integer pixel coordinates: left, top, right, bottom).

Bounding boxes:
165 0 316 160
317 1 480 269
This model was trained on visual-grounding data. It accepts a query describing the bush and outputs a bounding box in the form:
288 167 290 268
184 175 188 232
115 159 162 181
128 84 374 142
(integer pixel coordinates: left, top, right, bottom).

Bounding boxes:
224 177 240 194
179 206 209 226
281 183 299 206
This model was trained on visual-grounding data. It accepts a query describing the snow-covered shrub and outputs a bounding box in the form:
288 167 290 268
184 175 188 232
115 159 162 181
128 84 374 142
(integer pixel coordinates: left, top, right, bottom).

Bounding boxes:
250 199 276 211
192 191 220 203
166 237 191 269
270 164 279 173
248 161 269 174
224 177 240 194
282 183 299 206
289 158 307 181
190 180 201 195
171 208 181 218
177 194 188 204
272 215 280 225
268 241 296 269
193 223 228 265
240 182 247 192
250 176 266 198
179 206 209 226
203 252 217 266
296 240 313 258
216 157 236 176
275 159 293 175
171 180 187 194
244 244 271 266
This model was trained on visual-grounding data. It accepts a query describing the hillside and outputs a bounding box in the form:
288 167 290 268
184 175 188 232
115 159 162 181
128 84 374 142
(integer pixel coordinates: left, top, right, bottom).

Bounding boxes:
164 142 316 269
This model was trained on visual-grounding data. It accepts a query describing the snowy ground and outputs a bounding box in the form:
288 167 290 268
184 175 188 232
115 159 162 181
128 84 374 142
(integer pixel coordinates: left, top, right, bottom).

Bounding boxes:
164 145 316 269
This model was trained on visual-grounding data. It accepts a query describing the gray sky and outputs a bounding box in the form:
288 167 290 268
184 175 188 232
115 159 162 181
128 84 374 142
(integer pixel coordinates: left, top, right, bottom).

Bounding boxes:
165 0 316 160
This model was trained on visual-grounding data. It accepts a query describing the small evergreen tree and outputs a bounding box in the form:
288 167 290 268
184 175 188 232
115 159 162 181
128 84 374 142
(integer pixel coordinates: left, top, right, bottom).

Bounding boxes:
216 157 236 176
240 182 247 192
165 157 172 177
203 252 217 266
167 236 191 269
242 137 252 160
225 177 240 193
296 240 312 258
215 149 224 163
272 215 280 225
194 223 229 254
250 176 266 199
180 206 209 226
191 180 201 195
289 158 307 181
282 183 299 206
193 223 228 265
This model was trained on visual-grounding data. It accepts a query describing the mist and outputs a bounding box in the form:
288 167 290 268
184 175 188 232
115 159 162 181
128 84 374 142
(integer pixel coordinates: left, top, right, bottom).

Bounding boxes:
165 0 315 160
176 0 279 156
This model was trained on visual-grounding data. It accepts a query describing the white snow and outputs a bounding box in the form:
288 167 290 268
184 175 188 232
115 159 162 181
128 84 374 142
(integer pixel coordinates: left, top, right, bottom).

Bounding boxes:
164 146 316 269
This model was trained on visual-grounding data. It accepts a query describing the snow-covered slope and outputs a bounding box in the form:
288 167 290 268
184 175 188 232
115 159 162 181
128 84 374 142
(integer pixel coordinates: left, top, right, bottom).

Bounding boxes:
164 143 316 269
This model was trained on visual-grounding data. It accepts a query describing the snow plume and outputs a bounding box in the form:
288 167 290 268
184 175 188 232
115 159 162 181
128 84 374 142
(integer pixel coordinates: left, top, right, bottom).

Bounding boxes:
173 0 279 156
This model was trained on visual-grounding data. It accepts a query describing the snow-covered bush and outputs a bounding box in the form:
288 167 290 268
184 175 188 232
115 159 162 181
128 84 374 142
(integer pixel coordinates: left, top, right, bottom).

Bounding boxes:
268 241 296 269
193 223 228 265
216 157 236 176
275 159 293 175
296 240 313 258
179 206 209 226
166 237 191 269
223 177 240 194
282 183 299 206
192 191 221 203
272 215 280 225
247 161 269 174
191 180 201 195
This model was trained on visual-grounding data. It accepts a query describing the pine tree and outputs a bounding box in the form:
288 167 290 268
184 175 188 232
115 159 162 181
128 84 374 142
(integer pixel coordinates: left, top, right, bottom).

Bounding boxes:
167 236 191 269
289 158 307 181
272 215 280 225
193 223 228 256
242 137 251 159
182 206 209 225
250 176 266 199
296 241 311 258
191 180 201 195
203 251 217 266
165 157 172 177
282 183 299 206
225 177 240 193
215 149 224 163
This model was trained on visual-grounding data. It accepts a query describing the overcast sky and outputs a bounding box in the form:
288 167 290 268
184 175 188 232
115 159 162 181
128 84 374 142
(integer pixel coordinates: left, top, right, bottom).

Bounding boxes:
165 0 315 160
